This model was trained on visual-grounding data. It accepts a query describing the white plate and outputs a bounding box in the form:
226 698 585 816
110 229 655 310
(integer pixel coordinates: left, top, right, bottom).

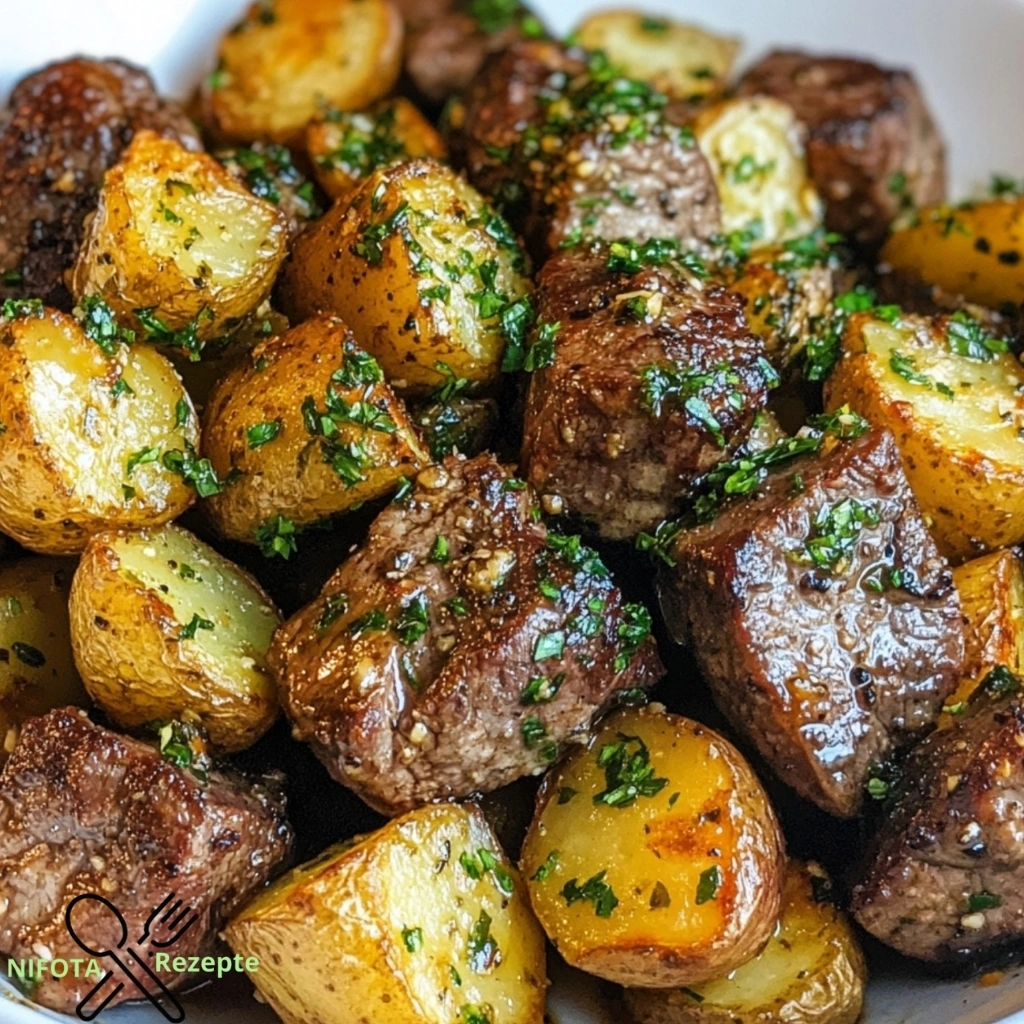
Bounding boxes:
3 1 1024 1022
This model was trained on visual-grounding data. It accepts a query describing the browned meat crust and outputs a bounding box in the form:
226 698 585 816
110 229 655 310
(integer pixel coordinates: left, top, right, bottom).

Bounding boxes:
270 454 663 815
0 707 291 1015
659 427 963 817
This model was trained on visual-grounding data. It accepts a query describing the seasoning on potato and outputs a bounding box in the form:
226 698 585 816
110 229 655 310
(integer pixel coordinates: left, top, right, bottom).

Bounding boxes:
520 705 785 987
0 302 199 554
225 801 548 1024
69 523 281 752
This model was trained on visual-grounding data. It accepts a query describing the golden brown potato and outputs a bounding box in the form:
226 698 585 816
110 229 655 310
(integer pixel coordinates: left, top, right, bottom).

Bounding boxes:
202 0 403 147
69 523 281 752
625 862 867 1024
882 195 1024 310
694 98 823 247
307 97 448 201
573 10 738 102
279 159 532 396
70 130 288 351
0 557 88 760
203 315 428 543
226 802 547 1024
0 304 198 554
520 705 785 988
947 549 1024 709
825 310 1024 561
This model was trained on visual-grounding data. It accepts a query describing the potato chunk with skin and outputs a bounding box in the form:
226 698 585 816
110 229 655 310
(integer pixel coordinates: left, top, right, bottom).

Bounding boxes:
625 862 866 1024
0 306 198 554
573 11 738 103
307 98 448 201
226 802 547 1024
882 196 1024 310
70 131 288 348
203 315 428 543
520 706 785 987
694 97 823 248
201 0 403 147
278 159 531 396
825 311 1024 561
70 524 281 752
0 558 88 760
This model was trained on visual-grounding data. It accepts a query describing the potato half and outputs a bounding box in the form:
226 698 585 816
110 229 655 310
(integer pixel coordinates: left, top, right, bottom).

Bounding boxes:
0 306 197 554
825 311 1024 560
882 195 1024 310
573 10 738 102
520 705 785 988
307 97 448 201
0 557 88 759
694 97 823 247
225 802 547 1024
69 523 281 751
625 862 867 1024
202 315 427 543
202 0 403 147
70 130 288 347
278 159 532 396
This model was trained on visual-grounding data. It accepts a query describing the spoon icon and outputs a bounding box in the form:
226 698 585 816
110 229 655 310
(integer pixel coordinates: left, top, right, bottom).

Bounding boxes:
65 893 186 1023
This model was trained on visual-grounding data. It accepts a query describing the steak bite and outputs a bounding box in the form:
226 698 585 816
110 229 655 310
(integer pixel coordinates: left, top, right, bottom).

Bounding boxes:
0 707 291 1016
447 41 720 256
270 454 663 815
659 423 963 818
853 682 1024 965
520 246 777 540
0 58 201 308
737 51 946 247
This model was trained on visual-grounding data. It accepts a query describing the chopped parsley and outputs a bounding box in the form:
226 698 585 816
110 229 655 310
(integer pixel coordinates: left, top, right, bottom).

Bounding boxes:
946 311 1009 362
789 498 881 574
975 665 1021 701
318 105 407 178
533 631 566 661
255 515 298 559
178 613 214 640
401 926 423 952
162 442 230 497
522 715 557 762
614 604 652 672
467 909 499 973
593 734 668 807
349 608 389 635
394 596 429 645
640 361 742 444
355 201 410 264
562 871 619 917
135 306 214 362
967 892 1002 913
607 238 707 277
149 719 211 783
317 593 349 631
78 295 135 355
695 865 721 904
531 850 560 882
521 673 565 704
111 375 135 398
890 350 955 398
246 420 281 448
1 297 44 320
125 446 161 476
429 535 450 563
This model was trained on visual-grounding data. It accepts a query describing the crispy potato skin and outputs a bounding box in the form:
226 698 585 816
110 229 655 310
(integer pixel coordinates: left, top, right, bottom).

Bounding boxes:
69 524 281 752
70 131 288 344
0 308 197 554
202 0 403 146
306 97 448 201
625 862 866 1024
825 312 1024 561
226 802 547 1024
0 557 87 760
278 159 531 396
520 707 785 988
0 58 200 308
882 196 1024 310
203 315 427 541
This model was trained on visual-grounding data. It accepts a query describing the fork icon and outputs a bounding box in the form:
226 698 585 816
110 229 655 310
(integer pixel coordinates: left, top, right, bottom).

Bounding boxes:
139 893 200 948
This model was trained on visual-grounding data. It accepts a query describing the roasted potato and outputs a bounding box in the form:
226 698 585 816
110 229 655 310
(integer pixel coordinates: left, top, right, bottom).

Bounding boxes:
203 315 427 542
278 159 532 395
226 802 547 1024
882 195 1024 310
70 131 288 350
947 549 1024 708
694 97 823 247
307 97 448 201
201 0 403 147
520 705 785 987
573 10 738 102
69 523 281 752
0 304 198 554
0 558 88 759
625 862 867 1024
825 310 1024 561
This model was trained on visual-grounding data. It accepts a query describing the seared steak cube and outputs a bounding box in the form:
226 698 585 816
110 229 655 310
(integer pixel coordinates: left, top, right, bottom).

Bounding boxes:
270 454 663 815
737 51 946 247
0 707 291 1015
520 247 776 539
447 41 720 256
853 685 1024 965
659 425 963 817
